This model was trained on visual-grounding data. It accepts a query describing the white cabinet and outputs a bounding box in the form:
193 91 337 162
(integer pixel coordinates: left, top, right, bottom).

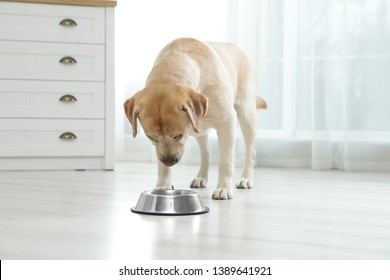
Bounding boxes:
0 0 116 170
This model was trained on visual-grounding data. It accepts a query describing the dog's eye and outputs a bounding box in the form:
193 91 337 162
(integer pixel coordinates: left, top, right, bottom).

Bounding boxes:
172 134 183 141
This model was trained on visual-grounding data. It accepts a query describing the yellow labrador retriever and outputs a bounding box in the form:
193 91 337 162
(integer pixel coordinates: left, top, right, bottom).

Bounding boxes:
124 38 266 200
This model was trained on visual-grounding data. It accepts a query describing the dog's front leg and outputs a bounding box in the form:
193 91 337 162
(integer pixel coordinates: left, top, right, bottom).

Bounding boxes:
190 134 209 188
212 120 235 200
156 161 173 189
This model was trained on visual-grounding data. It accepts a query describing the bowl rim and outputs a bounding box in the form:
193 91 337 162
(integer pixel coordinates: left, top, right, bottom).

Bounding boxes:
142 189 199 197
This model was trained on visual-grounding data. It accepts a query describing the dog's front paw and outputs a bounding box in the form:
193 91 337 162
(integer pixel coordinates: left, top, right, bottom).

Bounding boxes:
212 188 233 200
236 178 252 189
190 178 207 188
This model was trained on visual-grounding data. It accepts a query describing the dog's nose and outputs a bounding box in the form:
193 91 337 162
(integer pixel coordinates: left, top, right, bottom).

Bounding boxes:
160 156 179 167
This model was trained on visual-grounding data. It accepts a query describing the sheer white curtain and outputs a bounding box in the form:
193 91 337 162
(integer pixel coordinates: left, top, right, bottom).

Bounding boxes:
254 0 390 171
116 0 390 171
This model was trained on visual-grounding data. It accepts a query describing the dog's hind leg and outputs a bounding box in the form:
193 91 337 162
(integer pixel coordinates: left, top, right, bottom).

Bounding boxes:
190 134 209 188
235 101 257 189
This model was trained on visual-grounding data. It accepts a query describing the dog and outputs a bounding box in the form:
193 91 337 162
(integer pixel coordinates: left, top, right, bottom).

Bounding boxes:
124 38 266 200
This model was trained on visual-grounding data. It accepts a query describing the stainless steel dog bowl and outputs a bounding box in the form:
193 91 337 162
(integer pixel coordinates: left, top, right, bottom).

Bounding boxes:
131 189 209 215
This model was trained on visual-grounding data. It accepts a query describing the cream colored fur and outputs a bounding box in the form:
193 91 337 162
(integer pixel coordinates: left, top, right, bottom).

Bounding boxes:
124 38 266 200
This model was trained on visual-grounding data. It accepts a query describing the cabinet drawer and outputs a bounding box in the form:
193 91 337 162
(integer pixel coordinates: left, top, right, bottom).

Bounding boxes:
0 41 105 81
0 2 105 44
0 80 105 119
0 119 105 157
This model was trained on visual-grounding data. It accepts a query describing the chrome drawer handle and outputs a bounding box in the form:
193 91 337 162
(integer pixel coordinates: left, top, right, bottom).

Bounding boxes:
59 18 77 27
59 56 77 64
59 94 77 102
59 132 77 140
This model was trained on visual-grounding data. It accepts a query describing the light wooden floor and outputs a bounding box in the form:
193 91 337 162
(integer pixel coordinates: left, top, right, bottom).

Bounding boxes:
1 162 390 260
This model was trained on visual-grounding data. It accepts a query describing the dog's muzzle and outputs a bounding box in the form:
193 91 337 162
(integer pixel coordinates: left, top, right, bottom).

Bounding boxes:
159 156 179 167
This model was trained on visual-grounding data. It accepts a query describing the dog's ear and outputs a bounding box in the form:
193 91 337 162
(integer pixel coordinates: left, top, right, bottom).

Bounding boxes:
124 94 140 138
182 90 208 134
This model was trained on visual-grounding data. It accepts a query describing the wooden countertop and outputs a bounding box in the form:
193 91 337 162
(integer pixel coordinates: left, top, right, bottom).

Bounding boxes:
1 0 117 7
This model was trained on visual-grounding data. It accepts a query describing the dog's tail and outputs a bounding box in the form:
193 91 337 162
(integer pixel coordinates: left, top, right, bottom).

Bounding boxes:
256 96 267 109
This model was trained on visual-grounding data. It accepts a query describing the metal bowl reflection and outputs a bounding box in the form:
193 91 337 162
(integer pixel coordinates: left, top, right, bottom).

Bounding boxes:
131 189 209 215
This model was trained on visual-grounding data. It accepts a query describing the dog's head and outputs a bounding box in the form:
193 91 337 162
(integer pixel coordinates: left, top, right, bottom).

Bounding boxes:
124 85 208 167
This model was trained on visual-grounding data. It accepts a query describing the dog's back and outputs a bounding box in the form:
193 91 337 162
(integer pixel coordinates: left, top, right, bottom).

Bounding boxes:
148 38 261 111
